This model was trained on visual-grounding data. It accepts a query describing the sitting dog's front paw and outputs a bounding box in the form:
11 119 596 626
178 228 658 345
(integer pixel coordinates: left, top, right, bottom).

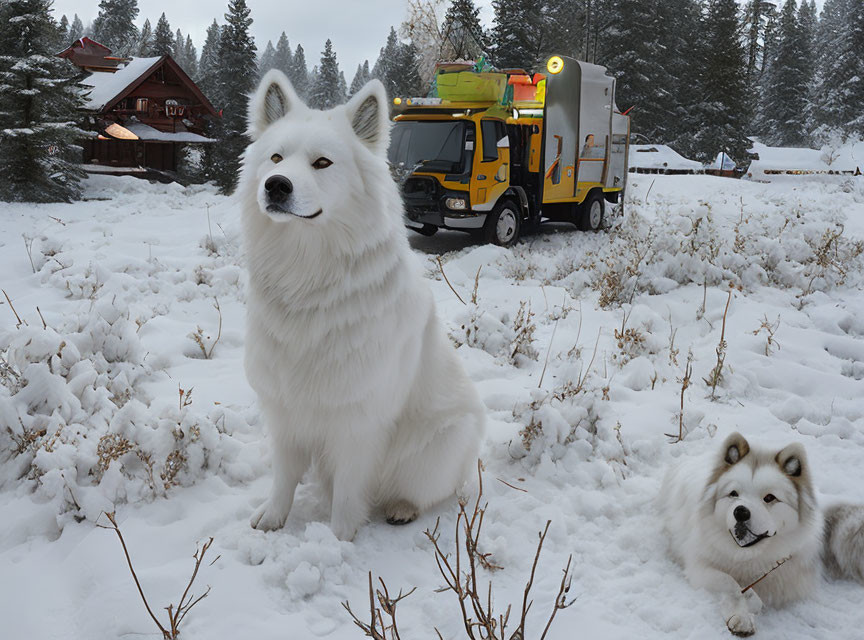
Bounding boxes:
726 612 756 637
250 500 289 531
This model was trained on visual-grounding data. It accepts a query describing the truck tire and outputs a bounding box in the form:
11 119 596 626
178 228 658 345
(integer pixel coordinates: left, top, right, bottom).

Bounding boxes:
482 199 521 247
410 224 438 237
577 191 605 231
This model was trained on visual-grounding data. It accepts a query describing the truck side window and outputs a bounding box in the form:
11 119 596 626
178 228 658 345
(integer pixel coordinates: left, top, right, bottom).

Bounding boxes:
481 120 498 162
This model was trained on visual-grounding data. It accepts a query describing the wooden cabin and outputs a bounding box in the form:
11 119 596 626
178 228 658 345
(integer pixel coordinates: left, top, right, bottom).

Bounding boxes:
58 38 218 176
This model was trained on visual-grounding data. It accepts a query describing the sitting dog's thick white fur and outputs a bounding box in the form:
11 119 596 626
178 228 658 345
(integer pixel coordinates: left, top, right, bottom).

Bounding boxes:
240 70 486 541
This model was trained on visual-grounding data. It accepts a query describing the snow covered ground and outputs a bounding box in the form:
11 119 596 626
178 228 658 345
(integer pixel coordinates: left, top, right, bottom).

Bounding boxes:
2 172 864 639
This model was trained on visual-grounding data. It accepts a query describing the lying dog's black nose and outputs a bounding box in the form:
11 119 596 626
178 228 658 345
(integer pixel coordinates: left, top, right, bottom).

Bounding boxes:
734 506 750 522
265 176 293 204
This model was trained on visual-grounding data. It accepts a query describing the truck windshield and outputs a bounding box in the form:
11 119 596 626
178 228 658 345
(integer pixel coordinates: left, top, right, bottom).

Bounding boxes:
389 121 468 174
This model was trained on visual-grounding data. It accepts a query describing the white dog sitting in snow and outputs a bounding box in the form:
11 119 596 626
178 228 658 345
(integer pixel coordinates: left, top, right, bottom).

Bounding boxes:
239 70 486 541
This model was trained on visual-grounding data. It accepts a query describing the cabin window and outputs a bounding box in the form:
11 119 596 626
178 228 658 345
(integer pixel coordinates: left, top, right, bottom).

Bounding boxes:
136 98 148 112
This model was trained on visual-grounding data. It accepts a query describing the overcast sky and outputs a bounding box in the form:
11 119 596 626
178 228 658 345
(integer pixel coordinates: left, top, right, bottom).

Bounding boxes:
52 0 823 85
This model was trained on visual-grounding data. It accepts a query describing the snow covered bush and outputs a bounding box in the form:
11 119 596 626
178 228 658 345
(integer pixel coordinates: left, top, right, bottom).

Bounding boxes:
0 312 246 528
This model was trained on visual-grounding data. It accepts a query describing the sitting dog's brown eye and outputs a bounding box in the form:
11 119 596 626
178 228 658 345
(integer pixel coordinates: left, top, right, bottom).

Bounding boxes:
729 491 739 498
271 153 283 163
312 157 332 169
764 494 776 503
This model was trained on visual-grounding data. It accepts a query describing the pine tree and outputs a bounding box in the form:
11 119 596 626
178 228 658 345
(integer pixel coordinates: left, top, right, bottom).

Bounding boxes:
395 40 423 97
338 70 348 101
259 40 276 75
812 0 864 137
138 18 152 55
207 0 257 193
197 20 221 87
68 14 83 42
0 0 86 202
58 14 69 42
372 27 401 98
288 43 309 98
349 60 371 96
173 28 185 64
152 13 173 56
743 1 778 86
183 35 197 77
686 0 751 163
541 0 585 64
758 0 809 145
491 0 543 69
440 0 487 61
595 0 679 144
92 0 139 55
657 0 705 151
309 39 344 109
274 32 292 76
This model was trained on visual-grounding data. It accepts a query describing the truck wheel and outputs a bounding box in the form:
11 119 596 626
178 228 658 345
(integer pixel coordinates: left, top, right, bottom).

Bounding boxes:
410 224 438 237
483 199 521 247
577 191 605 231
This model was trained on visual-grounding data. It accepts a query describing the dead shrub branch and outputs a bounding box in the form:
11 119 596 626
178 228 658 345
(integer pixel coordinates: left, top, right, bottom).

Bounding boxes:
96 511 215 639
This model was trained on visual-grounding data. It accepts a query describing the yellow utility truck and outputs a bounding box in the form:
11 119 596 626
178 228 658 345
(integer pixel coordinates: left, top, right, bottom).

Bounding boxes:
388 55 630 246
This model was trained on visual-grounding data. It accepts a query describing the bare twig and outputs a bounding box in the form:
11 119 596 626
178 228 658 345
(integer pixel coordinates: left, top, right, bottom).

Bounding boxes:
188 297 222 359
537 318 559 388
2 289 27 328
666 350 693 443
471 266 482 305
496 477 528 493
540 554 575 639
36 306 47 330
704 287 733 400
436 256 466 305
342 571 416 640
96 512 215 639
96 512 171 639
422 462 571 639
741 557 789 594
23 235 36 274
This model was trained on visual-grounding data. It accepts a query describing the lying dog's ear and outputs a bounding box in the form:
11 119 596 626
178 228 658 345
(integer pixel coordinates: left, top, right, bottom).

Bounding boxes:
345 79 390 156
248 69 301 140
721 432 750 465
776 443 806 477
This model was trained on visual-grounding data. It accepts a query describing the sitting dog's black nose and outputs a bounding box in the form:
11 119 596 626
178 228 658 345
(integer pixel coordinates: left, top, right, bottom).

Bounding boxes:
734 506 751 522
265 176 293 204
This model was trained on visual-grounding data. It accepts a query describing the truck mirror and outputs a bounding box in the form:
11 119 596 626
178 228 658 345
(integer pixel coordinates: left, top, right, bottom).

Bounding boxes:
496 136 509 148
531 125 540 134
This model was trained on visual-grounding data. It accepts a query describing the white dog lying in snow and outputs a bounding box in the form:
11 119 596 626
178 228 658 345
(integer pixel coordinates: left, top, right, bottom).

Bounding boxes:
659 432 864 636
240 70 486 541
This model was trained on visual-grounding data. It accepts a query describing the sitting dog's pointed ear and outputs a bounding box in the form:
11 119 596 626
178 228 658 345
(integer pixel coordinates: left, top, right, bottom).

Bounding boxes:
248 70 301 140
345 79 390 156
722 432 750 465
776 443 806 477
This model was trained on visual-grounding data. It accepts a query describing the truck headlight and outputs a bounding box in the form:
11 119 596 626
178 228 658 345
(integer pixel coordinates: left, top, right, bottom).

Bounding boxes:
445 197 467 210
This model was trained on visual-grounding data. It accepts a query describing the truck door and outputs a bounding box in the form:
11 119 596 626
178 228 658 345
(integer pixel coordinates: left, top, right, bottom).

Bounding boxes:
472 119 510 211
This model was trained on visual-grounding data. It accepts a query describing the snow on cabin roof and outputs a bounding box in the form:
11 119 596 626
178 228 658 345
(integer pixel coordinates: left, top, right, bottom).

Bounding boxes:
124 122 214 143
80 57 162 111
629 144 702 171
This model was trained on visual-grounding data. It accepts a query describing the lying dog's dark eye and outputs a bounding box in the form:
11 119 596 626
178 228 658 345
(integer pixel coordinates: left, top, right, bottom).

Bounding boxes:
312 157 332 169
729 491 739 498
764 494 776 503
271 153 283 163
